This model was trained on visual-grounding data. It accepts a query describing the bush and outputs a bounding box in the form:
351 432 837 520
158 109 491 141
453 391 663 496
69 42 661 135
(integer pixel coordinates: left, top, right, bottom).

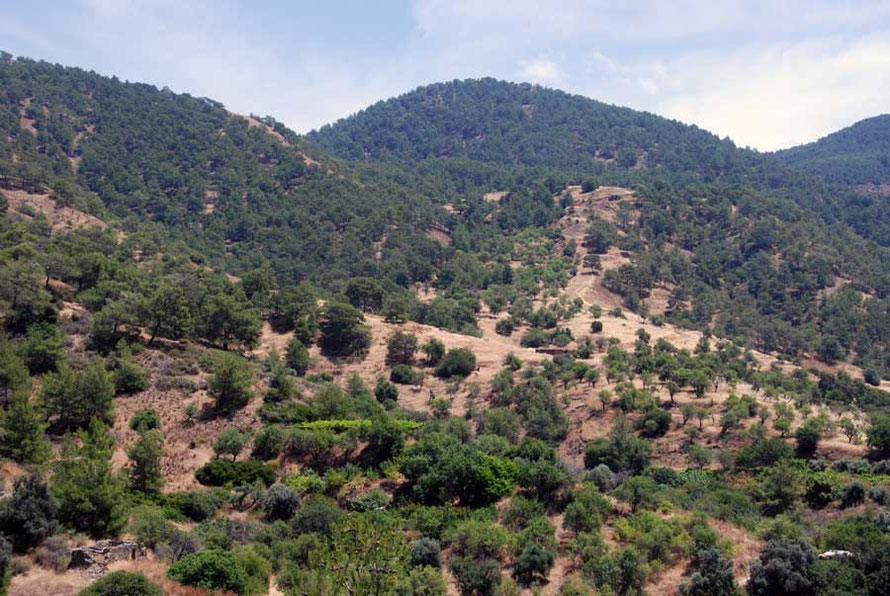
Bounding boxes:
0 474 58 552
234 545 271 596
164 491 224 521
195 459 275 487
495 318 515 336
252 425 284 460
584 417 651 473
208 354 253 413
390 364 424 385
794 418 823 458
213 428 249 461
285 336 311 376
410 537 442 568
513 542 555 587
635 408 671 438
590 320 603 333
564 485 610 534
386 331 418 366
748 539 815 596
840 482 866 509
129 505 173 549
261 484 301 521
435 348 476 378
679 547 738 596
129 409 160 432
374 378 399 403
291 495 342 536
167 550 246 594
79 571 162 596
450 556 502 596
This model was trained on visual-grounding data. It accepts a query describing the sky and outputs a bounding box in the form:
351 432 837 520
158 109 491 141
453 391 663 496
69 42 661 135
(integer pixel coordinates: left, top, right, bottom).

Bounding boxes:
2 0 890 151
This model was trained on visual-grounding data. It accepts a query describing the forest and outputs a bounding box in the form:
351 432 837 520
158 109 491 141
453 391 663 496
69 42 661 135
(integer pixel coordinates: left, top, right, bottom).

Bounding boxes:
1 52 890 595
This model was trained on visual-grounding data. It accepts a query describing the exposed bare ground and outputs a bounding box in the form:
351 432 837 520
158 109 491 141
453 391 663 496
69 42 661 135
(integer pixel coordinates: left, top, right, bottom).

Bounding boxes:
10 557 222 596
2 189 107 233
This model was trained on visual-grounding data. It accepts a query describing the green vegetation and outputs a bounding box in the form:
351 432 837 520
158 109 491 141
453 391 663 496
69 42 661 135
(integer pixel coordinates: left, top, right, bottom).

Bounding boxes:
2 54 890 596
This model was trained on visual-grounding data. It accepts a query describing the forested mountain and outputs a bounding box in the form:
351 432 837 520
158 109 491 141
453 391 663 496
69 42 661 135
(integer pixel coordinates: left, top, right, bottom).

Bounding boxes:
6 53 890 596
776 114 890 186
309 78 760 178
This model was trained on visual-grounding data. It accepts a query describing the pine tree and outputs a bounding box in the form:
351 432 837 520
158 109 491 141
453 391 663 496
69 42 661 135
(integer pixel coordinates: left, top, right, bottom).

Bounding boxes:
127 429 165 494
0 393 51 463
53 418 126 537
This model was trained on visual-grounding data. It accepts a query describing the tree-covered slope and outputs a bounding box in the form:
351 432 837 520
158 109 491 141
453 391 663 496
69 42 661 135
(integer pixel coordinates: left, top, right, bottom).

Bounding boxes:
309 78 760 178
0 54 446 287
775 115 890 185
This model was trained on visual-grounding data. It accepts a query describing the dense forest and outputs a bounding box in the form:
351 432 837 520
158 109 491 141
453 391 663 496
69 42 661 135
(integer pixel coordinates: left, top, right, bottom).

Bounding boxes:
775 115 890 186
2 52 890 595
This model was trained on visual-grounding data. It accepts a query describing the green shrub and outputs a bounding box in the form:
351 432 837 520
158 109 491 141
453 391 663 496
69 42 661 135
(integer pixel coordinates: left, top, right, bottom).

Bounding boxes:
390 364 424 385
435 348 476 378
167 550 246 594
195 459 275 487
129 409 160 432
79 571 162 595
164 490 224 521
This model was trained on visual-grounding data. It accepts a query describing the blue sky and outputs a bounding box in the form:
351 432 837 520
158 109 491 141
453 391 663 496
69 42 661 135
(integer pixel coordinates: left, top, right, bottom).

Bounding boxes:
3 0 889 150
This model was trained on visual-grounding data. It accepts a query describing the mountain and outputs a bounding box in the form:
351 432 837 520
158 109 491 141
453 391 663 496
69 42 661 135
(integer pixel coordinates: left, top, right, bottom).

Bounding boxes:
0 55 448 287
776 114 890 186
5 58 890 374
6 52 890 596
309 78 758 178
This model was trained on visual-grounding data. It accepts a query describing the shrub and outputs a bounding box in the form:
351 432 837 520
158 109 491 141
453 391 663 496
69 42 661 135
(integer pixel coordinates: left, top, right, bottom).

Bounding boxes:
0 474 58 552
794 418 823 458
234 545 271 596
167 550 246 594
208 354 253 413
164 491 224 522
635 407 672 438
386 331 418 366
564 485 610 534
495 318 515 336
285 337 311 376
584 416 651 473
374 378 399 403
747 539 815 596
129 409 160 432
513 542 555 586
679 547 738 596
195 459 275 487
590 320 603 333
79 571 162 596
840 482 866 508
252 425 284 460
390 364 424 385
291 495 342 536
261 484 301 521
410 537 442 568
450 556 502 596
128 505 173 549
435 348 476 378
213 428 249 461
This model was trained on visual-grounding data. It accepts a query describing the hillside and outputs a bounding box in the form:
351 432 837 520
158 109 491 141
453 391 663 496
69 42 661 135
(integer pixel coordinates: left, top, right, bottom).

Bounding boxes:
776 114 890 186
3 53 890 596
309 78 761 178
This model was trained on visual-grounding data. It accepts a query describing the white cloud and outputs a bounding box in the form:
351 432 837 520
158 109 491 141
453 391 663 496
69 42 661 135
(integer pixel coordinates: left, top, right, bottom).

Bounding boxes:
520 58 561 83
657 36 890 150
